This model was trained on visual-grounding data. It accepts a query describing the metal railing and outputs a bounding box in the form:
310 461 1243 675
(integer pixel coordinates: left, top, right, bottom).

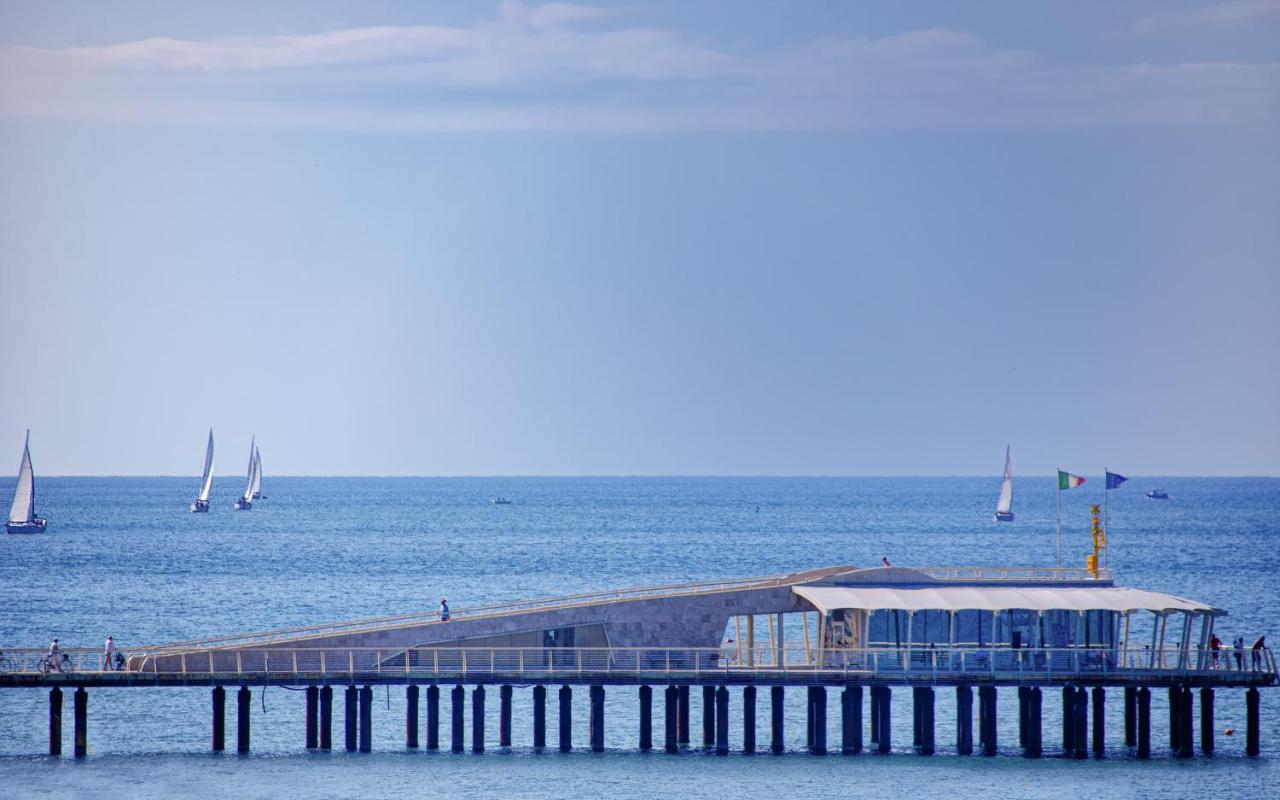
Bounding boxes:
2 645 1272 683
914 566 1113 583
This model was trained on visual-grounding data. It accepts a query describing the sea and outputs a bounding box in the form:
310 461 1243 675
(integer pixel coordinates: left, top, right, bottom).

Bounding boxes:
1 476 1277 799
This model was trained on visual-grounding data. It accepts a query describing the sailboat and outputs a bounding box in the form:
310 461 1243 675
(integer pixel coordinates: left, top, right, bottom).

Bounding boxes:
994 445 1014 522
190 429 215 512
234 437 255 511
7 430 48 534
250 447 265 500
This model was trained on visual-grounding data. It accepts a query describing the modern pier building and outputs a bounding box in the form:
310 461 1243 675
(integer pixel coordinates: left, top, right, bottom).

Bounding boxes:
4 564 1275 758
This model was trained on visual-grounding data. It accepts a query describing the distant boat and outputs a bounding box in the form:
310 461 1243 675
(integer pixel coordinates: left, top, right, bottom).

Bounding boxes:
1147 489 1169 500
491 496 512 505
234 437 256 511
250 447 265 500
994 445 1014 522
190 428 215 513
7 430 48 534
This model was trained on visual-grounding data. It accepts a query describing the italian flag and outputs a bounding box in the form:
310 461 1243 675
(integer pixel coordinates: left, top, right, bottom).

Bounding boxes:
1058 470 1085 490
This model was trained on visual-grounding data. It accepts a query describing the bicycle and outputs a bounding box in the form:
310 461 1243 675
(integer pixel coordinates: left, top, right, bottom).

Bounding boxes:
38 653 73 674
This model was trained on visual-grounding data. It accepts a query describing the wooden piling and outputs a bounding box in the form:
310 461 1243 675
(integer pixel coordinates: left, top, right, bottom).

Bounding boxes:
1091 687 1105 758
359 685 372 753
345 686 358 752
664 685 678 753
702 685 715 748
677 685 690 745
914 687 934 755
450 685 464 753
876 687 892 754
742 685 756 753
73 687 87 758
1025 687 1042 758
305 686 319 749
589 685 605 752
979 686 996 756
1124 686 1136 748
1199 688 1214 755
770 686 785 754
841 685 862 755
1136 687 1151 759
1246 687 1260 757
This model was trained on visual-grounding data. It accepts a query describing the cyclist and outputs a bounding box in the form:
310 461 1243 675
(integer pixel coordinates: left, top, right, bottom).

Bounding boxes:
47 638 65 673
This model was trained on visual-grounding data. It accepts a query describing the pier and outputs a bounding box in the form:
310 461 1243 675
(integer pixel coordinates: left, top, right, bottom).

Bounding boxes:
2 564 1275 758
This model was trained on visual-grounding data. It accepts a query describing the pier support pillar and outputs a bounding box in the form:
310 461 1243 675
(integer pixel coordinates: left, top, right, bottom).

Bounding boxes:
305 686 319 750
639 685 653 752
235 686 249 754
406 685 419 749
841 685 862 755
212 686 225 752
450 686 464 753
1168 686 1181 754
73 687 87 759
499 685 513 748
1178 686 1195 759
770 686 785 754
1136 687 1151 759
677 685 690 745
589 685 605 753
742 686 757 753
359 686 372 753
425 685 439 750
979 686 997 756
956 686 973 755
806 687 815 750
319 686 333 750
1124 686 1136 748
702 685 715 748
471 685 485 753
1061 686 1075 754
1200 688 1214 755
49 687 62 756
533 685 546 750
1245 687 1260 757
345 686 358 752
810 686 827 754
558 685 572 752
914 687 934 755
876 687 893 754
1024 687 1042 758
1072 687 1088 759
664 686 678 753
715 686 730 755
1018 687 1028 749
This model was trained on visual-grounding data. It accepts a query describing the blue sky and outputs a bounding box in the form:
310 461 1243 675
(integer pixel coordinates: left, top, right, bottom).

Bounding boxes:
1 1 1277 476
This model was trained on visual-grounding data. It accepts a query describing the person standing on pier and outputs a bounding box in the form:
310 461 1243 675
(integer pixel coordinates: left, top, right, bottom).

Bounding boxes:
1253 636 1266 670
104 636 115 671
439 599 450 621
882 557 891 567
1209 633 1222 667
1235 637 1246 670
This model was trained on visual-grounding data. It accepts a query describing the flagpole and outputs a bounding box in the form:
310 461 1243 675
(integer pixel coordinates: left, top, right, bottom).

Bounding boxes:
1103 467 1109 570
1056 468 1062 570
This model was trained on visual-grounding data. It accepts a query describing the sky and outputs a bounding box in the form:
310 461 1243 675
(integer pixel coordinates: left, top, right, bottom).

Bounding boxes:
0 0 1277 476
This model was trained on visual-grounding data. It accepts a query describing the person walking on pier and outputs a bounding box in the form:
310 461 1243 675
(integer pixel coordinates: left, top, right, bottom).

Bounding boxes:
1235 637 1246 670
439 599 450 621
104 636 115 671
1253 636 1266 671
47 638 62 672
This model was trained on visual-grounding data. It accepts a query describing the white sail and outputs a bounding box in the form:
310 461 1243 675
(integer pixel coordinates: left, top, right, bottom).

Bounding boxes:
250 447 263 498
197 429 215 503
996 445 1014 515
241 437 256 502
8 431 35 524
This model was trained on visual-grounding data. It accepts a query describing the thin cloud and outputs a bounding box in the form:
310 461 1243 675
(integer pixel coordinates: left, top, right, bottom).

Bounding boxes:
1 1 1276 132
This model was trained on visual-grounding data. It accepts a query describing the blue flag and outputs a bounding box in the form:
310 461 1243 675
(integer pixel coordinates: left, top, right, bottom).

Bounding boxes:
1105 471 1128 490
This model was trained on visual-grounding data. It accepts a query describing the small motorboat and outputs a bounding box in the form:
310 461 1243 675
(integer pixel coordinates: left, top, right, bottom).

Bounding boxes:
491 496 512 505
1147 489 1169 500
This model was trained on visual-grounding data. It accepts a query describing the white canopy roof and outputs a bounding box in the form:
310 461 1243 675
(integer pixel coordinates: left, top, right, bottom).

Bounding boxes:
793 585 1218 615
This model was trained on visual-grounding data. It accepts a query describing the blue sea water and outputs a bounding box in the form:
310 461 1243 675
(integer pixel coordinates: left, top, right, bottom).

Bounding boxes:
1 476 1277 799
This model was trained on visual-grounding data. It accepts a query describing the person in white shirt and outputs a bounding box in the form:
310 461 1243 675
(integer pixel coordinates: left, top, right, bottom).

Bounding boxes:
439 599 450 621
104 636 116 671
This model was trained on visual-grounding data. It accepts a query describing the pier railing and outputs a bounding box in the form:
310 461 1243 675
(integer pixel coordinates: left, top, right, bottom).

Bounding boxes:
3 645 1273 684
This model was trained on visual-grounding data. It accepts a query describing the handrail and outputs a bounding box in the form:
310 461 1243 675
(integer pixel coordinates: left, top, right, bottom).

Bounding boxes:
3 645 1273 682
913 566 1113 582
